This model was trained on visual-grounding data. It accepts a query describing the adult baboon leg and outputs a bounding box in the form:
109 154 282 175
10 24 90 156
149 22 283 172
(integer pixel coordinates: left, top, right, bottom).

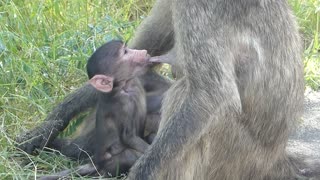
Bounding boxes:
16 84 98 154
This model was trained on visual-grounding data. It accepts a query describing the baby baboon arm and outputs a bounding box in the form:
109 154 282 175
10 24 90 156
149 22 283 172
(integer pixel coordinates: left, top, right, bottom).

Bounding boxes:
16 83 98 154
123 136 149 153
121 125 149 153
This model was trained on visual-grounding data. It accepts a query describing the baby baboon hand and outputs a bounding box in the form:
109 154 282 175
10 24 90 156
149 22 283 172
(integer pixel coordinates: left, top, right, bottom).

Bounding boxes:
104 152 113 161
122 126 135 140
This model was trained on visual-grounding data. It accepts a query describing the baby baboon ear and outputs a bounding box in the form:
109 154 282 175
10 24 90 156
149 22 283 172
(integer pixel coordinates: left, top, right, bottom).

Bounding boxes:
89 75 114 93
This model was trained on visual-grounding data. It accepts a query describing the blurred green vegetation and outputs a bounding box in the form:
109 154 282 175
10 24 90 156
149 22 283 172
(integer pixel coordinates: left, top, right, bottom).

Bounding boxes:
0 0 319 178
290 0 320 89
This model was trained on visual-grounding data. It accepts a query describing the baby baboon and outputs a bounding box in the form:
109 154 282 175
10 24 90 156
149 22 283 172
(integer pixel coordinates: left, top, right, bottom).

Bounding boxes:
86 40 151 174
16 65 171 157
40 40 152 179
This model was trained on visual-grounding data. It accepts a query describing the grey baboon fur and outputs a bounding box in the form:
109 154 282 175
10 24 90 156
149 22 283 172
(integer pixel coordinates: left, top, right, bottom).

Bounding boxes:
127 0 317 179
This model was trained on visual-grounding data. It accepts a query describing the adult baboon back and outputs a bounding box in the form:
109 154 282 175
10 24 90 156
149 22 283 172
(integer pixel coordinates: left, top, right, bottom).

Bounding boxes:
126 0 312 179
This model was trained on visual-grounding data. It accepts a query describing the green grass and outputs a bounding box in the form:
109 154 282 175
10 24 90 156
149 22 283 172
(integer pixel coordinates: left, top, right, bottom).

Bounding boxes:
290 0 320 89
0 0 319 179
0 0 154 179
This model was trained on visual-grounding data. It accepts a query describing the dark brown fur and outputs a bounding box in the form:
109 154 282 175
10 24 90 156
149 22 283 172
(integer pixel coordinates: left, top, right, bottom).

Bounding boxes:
86 41 151 174
39 41 152 179
16 72 170 155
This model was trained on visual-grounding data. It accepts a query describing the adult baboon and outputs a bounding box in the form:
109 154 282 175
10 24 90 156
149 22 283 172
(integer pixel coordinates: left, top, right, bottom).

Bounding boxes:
126 0 317 179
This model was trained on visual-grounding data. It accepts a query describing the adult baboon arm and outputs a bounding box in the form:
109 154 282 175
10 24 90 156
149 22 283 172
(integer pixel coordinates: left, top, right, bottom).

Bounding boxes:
128 0 174 56
131 0 174 107
16 84 99 154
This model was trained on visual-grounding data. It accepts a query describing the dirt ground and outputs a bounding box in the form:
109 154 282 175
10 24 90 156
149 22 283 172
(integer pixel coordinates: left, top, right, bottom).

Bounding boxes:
288 88 320 158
